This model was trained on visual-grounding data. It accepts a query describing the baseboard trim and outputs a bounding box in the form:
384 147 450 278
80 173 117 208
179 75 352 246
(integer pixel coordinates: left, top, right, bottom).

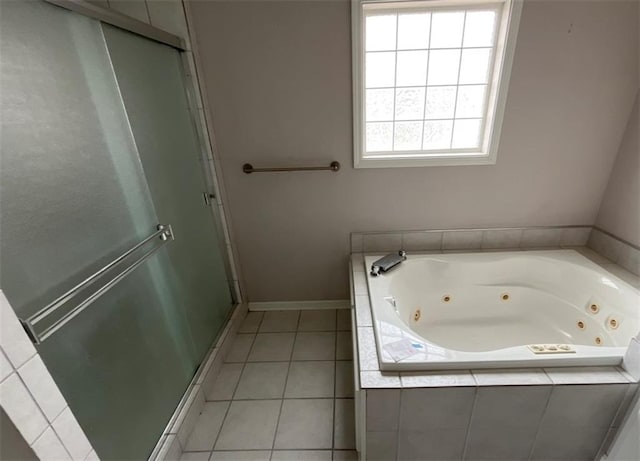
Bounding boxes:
248 300 350 311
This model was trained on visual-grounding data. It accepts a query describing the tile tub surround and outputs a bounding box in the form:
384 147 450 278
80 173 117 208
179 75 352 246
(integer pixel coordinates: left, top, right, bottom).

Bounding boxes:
174 308 357 461
588 227 640 276
0 291 96 460
349 253 640 461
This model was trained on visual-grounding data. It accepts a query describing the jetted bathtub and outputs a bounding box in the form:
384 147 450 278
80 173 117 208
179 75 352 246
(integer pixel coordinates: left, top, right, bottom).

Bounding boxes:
365 250 640 370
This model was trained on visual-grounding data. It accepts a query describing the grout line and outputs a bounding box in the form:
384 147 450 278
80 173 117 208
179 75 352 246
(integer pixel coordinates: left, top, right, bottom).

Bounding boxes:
460 386 479 460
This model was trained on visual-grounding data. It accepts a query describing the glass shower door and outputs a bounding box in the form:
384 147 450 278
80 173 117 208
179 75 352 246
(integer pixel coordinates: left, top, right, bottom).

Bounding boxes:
0 1 232 458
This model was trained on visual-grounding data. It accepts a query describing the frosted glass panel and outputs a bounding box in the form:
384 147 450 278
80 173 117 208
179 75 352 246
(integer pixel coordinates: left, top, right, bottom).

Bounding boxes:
423 120 453 149
394 122 423 151
396 51 429 86
463 10 497 47
452 119 482 148
459 48 492 84
427 50 461 85
395 87 425 121
366 52 396 87
366 14 396 51
366 89 394 121
366 122 393 151
456 85 487 118
425 86 456 119
397 13 430 50
430 12 464 48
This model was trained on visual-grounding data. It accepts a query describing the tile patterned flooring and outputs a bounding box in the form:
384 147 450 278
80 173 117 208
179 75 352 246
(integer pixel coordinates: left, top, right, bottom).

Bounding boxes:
181 309 357 461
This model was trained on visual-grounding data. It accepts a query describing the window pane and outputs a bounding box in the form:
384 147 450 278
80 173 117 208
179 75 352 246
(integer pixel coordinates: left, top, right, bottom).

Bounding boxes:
425 86 456 119
396 50 428 86
452 118 482 148
463 10 496 48
427 49 460 85
397 13 430 50
459 48 492 84
366 122 393 151
455 85 486 118
394 121 422 151
366 52 396 88
366 14 397 51
366 89 394 121
423 120 453 149
395 87 425 121
430 11 464 48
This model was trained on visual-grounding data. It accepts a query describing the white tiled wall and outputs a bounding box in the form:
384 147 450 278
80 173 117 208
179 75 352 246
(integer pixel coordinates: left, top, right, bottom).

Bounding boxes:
0 291 96 460
589 227 640 277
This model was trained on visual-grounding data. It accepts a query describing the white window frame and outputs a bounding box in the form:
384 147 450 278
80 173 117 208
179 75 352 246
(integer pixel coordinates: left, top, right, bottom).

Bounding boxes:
352 0 523 168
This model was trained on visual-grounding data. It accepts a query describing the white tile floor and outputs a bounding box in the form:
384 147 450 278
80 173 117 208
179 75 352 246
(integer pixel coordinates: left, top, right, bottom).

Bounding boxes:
182 309 356 461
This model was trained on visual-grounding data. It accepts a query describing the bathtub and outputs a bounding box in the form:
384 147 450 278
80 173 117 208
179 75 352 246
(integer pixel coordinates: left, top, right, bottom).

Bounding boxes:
364 249 640 370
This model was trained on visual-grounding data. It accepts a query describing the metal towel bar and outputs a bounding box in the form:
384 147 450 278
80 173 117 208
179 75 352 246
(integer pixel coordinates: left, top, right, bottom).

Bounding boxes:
242 161 340 174
20 224 174 344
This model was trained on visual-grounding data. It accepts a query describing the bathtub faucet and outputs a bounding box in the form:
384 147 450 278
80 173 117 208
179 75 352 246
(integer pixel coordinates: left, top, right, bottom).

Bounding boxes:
370 250 407 276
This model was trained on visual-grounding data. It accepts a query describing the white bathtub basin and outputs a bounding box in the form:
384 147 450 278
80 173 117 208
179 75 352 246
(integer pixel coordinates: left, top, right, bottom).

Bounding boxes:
365 250 640 370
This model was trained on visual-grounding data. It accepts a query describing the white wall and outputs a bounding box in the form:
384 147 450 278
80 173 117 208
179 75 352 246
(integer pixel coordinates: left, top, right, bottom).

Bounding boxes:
189 0 639 301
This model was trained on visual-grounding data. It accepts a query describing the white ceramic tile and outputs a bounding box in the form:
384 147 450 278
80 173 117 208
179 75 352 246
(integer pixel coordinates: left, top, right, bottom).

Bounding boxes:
332 450 358 461
520 228 563 248
210 452 270 461
366 431 397 461
271 451 332 461
0 373 48 444
238 311 264 333
299 310 336 332
622 338 640 381
247 333 295 362
0 348 12 382
465 425 536 461
351 233 364 253
235 362 289 399
471 385 551 428
180 453 211 461
354 296 372 327
601 263 640 288
397 428 467 461
336 332 353 361
360 371 401 388
147 0 189 42
0 291 37 369
337 309 352 331
401 232 442 251
336 361 354 398
224 334 255 363
357 327 379 371
108 0 149 22
18 355 66 422
353 271 368 296
274 399 333 449
588 229 624 262
574 246 613 265
530 424 607 460
618 245 640 276
204 363 243 401
184 401 229 451
32 427 71 461
472 368 551 386
334 399 355 449
560 227 591 247
196 348 219 385
215 400 281 450
363 233 403 252
52 407 92 460
366 389 400 431
400 387 475 430
292 332 335 361
540 384 628 428
481 229 523 249
285 361 334 398
259 311 300 333
350 253 365 272
84 449 99 460
158 434 181 461
442 230 483 250
401 371 475 388
544 366 629 385
176 387 206 447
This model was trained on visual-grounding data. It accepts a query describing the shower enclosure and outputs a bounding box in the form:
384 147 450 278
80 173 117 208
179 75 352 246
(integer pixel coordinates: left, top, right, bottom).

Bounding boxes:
0 1 233 458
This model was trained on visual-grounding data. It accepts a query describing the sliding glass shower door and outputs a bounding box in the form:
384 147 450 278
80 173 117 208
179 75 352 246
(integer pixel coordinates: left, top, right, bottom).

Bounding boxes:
0 1 232 459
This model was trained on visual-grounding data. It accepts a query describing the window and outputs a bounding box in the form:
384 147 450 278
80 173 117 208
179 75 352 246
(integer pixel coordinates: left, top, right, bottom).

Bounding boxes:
352 0 522 168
